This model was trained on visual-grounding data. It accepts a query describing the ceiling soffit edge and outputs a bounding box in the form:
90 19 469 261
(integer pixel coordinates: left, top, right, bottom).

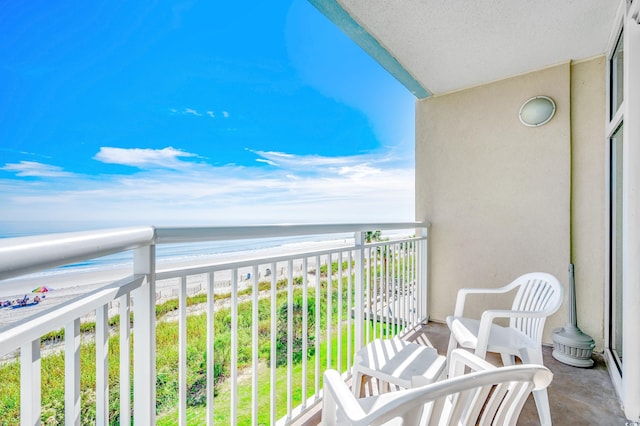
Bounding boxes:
306 0 430 98
418 60 578 101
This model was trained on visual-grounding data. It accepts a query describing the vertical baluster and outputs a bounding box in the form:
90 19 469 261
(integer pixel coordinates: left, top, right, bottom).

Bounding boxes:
206 272 215 426
179 276 187 426
133 245 156 425
413 241 422 324
119 294 131 426
302 257 308 407
407 242 412 328
231 269 238 424
66 318 81 426
365 247 371 345
96 304 109 425
251 265 259 425
391 243 397 337
413 240 418 326
337 252 343 373
326 254 332 370
269 262 277 425
385 243 391 338
372 246 378 340
379 245 384 338
407 241 412 328
405 241 410 328
420 229 429 322
354 232 365 353
314 255 321 398
380 245 385 337
380 245 385 338
402 242 407 330
396 242 401 332
400 242 404 334
347 250 353 371
20 339 41 426
287 259 294 420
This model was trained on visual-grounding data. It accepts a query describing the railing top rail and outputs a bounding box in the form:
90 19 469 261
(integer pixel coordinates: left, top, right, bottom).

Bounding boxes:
0 274 145 357
0 222 430 281
154 222 430 244
0 226 156 281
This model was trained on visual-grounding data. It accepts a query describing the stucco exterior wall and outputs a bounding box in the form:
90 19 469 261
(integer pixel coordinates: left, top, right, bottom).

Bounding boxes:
570 57 606 350
416 63 576 345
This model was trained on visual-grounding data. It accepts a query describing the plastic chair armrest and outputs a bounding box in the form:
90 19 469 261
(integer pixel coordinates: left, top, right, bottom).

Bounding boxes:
448 349 496 378
323 370 367 423
453 285 512 317
474 309 543 357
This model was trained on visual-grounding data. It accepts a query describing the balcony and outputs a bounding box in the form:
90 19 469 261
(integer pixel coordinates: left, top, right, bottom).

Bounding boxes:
0 223 624 424
0 223 428 424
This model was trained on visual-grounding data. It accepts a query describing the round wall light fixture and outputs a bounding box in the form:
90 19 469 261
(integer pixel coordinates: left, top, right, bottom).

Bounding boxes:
519 96 556 127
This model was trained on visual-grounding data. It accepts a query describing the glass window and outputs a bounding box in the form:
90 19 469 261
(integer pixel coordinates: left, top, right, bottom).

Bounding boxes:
611 32 624 119
610 123 624 371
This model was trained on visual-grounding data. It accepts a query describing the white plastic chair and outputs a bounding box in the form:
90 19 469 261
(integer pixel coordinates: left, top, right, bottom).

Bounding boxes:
446 272 563 426
322 349 553 426
351 337 447 397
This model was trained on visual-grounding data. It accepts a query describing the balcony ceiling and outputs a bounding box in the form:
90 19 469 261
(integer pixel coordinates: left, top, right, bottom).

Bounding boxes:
316 0 620 97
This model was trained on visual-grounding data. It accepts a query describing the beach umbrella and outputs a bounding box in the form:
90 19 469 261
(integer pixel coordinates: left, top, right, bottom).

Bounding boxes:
32 286 54 293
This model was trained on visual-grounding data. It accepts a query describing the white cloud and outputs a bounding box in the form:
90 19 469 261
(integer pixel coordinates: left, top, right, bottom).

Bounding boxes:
336 164 382 179
250 150 400 175
184 108 202 116
1 161 75 178
256 158 279 166
93 147 198 169
171 108 228 119
2 149 414 225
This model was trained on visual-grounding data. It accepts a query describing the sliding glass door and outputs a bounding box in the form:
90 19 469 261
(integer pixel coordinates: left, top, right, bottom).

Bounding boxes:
607 22 624 376
610 123 623 370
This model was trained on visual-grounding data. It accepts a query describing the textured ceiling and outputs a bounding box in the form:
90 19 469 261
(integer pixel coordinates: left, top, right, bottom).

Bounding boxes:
337 0 620 95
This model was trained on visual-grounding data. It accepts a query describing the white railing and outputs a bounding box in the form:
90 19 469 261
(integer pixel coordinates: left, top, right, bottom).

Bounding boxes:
0 222 429 425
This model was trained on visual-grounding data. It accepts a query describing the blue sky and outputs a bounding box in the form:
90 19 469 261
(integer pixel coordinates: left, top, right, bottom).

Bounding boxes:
0 1 415 230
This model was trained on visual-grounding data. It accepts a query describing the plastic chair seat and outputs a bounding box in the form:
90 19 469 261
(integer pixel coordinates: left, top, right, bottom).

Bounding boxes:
323 349 553 426
352 337 447 397
447 316 537 356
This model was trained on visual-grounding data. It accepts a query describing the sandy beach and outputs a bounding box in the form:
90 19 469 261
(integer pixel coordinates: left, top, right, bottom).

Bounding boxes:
0 239 347 328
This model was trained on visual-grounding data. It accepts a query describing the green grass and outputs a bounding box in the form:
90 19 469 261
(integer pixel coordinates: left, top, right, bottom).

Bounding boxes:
0 258 411 425
155 320 398 425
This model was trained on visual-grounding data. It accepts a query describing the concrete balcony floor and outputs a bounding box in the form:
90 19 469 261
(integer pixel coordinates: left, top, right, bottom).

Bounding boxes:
299 321 627 425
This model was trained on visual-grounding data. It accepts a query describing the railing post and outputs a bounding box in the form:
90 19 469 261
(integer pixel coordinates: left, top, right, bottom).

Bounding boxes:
65 319 81 426
20 339 41 426
354 232 365 353
133 245 156 425
119 294 131 426
418 227 429 323
96 305 109 425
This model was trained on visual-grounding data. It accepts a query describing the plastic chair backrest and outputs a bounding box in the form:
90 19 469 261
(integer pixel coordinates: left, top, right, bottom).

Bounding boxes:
322 350 553 426
509 272 563 345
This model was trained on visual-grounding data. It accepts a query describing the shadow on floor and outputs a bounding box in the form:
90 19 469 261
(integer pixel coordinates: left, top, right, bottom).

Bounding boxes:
300 321 628 425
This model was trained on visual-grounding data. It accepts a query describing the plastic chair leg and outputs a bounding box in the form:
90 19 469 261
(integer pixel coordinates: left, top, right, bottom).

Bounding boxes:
533 388 552 426
500 353 516 366
352 369 365 397
446 334 458 360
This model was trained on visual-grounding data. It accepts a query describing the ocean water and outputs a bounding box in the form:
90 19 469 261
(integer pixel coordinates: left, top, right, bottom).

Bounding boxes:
0 221 355 278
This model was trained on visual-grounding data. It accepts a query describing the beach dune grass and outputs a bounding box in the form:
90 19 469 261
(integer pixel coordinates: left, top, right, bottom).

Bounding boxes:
0 256 407 425
157 321 394 425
